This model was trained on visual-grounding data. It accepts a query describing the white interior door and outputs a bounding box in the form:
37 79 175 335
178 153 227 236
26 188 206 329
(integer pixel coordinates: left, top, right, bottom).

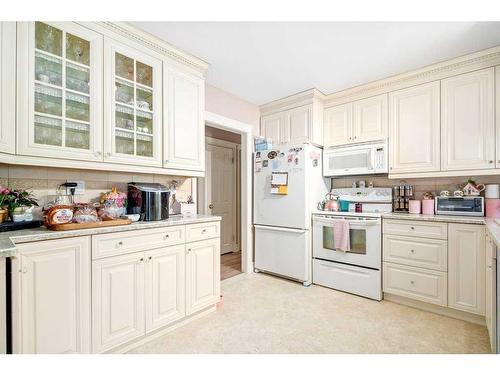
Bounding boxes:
207 141 237 254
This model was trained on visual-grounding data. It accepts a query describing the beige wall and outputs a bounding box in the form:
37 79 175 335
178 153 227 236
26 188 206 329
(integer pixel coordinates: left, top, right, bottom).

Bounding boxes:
331 175 500 199
0 164 192 219
205 83 260 135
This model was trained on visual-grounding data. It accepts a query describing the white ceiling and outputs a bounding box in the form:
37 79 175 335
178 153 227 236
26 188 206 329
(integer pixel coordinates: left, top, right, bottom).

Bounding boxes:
132 22 500 105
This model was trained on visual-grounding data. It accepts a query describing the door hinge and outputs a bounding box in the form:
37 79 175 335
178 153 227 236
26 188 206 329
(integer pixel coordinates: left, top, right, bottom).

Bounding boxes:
231 157 235 164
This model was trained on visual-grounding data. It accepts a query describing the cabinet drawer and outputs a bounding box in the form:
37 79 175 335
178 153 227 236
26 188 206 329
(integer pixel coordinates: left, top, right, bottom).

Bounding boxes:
383 219 447 240
383 234 447 271
185 221 220 242
92 226 185 259
383 262 447 306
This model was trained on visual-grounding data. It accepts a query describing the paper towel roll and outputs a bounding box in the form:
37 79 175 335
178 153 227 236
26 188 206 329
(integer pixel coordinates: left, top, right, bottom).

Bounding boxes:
485 184 500 199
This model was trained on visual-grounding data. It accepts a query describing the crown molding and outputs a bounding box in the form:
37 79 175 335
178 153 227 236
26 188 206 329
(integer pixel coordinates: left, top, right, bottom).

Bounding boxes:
323 45 500 107
95 22 209 76
260 88 326 116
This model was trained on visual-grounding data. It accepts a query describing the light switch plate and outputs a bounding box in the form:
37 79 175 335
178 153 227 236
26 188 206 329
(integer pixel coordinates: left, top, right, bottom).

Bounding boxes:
66 180 85 195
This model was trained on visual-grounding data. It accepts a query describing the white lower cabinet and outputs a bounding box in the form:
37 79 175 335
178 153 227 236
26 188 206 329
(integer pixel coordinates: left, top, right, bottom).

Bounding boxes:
13 237 91 354
145 245 185 333
485 234 497 352
92 252 146 353
186 238 221 315
448 224 485 315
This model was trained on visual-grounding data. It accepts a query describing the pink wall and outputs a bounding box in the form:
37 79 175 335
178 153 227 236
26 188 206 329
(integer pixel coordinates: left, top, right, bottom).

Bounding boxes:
205 84 260 135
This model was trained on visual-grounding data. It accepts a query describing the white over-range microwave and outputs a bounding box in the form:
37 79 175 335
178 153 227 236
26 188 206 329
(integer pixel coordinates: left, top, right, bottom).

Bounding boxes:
322 140 388 177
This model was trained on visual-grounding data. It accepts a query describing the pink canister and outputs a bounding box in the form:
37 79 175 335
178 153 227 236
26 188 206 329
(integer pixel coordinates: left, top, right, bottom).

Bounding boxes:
485 198 500 218
409 200 421 214
422 199 435 215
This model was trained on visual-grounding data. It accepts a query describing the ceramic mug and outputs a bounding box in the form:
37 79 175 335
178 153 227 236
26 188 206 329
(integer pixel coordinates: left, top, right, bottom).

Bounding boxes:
453 190 464 197
440 190 450 197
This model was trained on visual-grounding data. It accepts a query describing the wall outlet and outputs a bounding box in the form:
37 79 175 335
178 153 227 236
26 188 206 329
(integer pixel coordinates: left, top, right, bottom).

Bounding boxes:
66 181 85 195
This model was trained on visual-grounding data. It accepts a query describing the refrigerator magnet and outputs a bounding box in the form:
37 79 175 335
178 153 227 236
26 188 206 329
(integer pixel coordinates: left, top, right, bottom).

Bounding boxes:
262 160 268 168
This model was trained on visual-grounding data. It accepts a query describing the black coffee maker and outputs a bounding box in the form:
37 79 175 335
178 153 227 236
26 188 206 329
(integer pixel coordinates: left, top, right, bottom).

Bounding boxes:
127 182 170 221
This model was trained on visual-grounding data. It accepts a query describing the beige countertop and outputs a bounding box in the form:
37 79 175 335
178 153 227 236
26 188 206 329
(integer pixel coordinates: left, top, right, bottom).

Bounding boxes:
0 214 221 258
381 212 486 225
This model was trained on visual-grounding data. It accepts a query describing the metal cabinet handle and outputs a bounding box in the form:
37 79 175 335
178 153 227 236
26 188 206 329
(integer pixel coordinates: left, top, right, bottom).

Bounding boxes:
410 249 415 253
117 241 124 247
94 151 102 157
187 248 192 253
410 226 415 230
489 160 494 164
201 229 207 234
148 256 152 261
19 267 27 274
138 257 144 263
164 234 170 239
410 280 415 285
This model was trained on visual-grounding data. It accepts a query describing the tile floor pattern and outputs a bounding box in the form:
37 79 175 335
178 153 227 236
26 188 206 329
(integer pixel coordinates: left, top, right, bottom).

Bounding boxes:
128 273 491 354
221 251 242 280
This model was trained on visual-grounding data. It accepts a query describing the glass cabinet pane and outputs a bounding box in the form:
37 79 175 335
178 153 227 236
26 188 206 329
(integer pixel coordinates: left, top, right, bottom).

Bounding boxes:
112 51 157 159
35 51 62 86
115 130 134 155
115 53 134 81
65 121 90 149
66 63 90 94
136 134 153 157
136 61 152 87
65 92 90 122
32 22 95 153
136 87 152 111
66 33 90 66
34 115 62 146
35 84 62 116
35 22 62 56
116 105 135 131
115 79 134 105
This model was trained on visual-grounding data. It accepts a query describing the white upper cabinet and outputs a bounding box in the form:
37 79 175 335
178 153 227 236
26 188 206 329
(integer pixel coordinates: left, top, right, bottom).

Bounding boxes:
0 22 16 154
448 224 485 315
441 68 495 171
286 105 312 145
352 94 387 143
261 112 286 145
389 81 441 174
14 237 91 354
324 94 387 147
104 37 163 167
17 22 103 161
324 103 352 147
164 68 205 171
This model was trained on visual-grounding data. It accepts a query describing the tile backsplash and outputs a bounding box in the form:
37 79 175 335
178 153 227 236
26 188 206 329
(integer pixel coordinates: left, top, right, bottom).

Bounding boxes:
0 164 193 219
330 175 500 199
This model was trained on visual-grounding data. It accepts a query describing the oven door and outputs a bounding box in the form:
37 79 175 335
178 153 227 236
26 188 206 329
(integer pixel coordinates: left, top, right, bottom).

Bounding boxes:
323 146 375 177
312 216 381 269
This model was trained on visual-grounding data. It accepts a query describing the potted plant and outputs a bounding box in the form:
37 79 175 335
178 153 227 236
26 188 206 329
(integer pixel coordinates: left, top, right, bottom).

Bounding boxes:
0 186 14 224
8 188 39 222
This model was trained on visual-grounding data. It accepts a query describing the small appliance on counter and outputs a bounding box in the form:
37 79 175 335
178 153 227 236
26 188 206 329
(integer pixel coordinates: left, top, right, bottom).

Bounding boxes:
485 184 500 218
127 182 170 221
435 196 484 217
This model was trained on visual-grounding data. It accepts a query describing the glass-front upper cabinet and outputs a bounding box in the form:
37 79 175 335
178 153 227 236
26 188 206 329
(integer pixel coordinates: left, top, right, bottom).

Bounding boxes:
17 22 103 161
103 38 162 167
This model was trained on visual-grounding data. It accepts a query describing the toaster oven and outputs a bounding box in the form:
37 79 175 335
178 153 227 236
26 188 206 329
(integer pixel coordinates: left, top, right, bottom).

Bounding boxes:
435 196 484 217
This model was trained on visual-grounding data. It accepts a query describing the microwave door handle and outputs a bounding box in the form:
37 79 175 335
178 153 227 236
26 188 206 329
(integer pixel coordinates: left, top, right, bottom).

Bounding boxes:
313 218 380 226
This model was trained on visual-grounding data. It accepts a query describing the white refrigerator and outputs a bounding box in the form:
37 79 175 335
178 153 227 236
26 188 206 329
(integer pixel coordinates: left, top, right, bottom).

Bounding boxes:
253 143 328 285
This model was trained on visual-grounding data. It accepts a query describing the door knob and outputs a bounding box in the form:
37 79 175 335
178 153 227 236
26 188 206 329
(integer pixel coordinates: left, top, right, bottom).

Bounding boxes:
208 203 214 209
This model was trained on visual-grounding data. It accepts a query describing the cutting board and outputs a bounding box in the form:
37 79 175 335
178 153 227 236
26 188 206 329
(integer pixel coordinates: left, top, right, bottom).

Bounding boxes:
49 218 132 231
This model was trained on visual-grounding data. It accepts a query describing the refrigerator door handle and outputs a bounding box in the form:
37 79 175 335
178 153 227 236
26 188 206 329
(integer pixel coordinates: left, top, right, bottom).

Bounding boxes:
254 225 306 234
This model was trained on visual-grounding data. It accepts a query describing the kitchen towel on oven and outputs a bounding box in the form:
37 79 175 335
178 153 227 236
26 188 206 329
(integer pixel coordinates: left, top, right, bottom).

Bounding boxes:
333 218 350 252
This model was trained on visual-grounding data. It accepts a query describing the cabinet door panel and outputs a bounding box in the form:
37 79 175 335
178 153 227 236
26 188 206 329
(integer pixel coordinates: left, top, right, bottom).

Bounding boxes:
164 68 204 171
286 105 311 144
324 103 352 147
261 112 286 145
353 94 387 143
17 22 103 161
186 238 220 315
495 66 500 168
448 224 485 315
0 22 16 154
145 245 185 332
16 237 91 354
441 68 495 171
104 37 163 167
92 252 145 353
389 81 440 174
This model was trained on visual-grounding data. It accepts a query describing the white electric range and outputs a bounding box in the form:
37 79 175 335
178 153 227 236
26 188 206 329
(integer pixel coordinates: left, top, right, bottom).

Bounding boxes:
312 188 392 300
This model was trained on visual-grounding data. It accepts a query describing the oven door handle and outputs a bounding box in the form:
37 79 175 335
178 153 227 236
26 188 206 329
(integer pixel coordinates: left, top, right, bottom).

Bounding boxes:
254 225 306 234
313 217 380 226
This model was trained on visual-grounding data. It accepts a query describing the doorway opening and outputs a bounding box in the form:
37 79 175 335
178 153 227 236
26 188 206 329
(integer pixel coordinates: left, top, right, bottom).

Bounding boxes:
198 125 242 280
